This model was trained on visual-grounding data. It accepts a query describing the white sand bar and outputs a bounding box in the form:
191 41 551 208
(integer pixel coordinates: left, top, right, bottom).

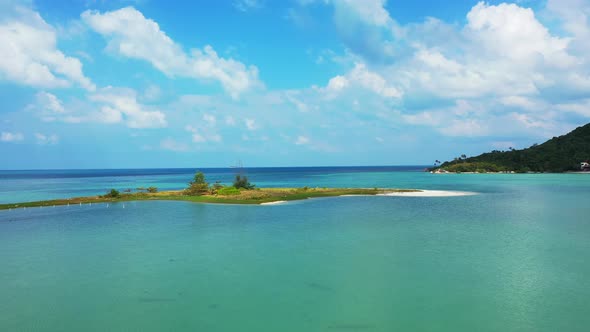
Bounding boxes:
379 190 477 197
260 200 288 205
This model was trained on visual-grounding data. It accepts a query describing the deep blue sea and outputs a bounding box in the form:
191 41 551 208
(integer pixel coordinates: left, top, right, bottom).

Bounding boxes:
1 167 589 331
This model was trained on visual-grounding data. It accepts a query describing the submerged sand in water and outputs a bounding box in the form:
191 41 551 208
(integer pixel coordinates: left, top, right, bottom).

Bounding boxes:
379 190 477 197
260 200 288 205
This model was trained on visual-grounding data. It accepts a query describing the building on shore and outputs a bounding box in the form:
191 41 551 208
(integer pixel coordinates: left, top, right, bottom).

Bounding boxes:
581 162 590 171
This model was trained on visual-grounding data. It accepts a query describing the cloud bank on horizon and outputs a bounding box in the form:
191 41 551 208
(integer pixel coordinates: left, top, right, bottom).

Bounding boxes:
1 0 589 168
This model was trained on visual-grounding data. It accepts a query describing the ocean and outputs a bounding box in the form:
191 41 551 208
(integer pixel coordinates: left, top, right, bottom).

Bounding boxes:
1 167 589 331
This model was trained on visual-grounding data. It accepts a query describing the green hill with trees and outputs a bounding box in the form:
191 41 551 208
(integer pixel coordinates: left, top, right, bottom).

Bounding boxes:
433 123 590 173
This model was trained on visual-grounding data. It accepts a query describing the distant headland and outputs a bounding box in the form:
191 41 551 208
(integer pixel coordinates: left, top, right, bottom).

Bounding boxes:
430 123 590 173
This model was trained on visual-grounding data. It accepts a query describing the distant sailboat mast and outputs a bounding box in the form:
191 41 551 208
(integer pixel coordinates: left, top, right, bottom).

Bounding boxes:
230 159 244 174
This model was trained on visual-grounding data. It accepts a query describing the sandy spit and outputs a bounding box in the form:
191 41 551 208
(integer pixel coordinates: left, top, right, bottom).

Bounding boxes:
378 190 477 197
260 200 288 205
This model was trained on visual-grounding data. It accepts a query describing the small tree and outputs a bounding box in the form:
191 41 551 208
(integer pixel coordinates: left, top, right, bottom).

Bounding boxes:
147 186 158 193
218 186 241 196
185 171 209 195
193 172 206 185
104 189 120 198
233 174 254 189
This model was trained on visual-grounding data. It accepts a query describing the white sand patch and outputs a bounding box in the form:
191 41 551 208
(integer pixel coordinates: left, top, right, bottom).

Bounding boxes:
378 190 477 197
260 200 288 205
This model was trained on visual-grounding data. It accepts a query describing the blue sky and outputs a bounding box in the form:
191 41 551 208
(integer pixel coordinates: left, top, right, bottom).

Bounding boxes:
1 0 590 169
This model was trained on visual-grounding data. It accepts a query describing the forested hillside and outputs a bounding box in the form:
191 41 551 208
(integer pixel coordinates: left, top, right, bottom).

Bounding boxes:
435 123 590 173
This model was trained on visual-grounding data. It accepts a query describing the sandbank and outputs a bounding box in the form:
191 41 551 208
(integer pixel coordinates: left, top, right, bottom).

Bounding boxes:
260 200 288 205
378 190 476 197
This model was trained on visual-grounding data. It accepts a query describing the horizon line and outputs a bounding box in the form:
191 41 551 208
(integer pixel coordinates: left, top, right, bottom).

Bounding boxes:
0 165 432 172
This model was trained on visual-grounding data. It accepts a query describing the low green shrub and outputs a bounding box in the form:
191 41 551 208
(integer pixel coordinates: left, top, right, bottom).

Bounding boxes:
217 187 241 196
209 181 223 194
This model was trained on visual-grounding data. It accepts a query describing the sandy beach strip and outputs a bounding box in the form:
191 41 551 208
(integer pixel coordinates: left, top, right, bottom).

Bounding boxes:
378 190 476 197
260 200 288 205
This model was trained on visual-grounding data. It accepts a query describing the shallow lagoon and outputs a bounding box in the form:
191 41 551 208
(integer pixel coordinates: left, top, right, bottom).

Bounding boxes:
1 169 589 331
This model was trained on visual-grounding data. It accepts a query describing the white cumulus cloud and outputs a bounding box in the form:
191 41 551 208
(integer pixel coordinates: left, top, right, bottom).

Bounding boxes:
82 7 261 99
160 137 189 152
465 2 576 67
234 0 264 12
1 132 24 142
324 62 402 98
90 87 167 128
295 135 310 145
34 133 59 145
0 6 94 90
185 124 222 143
245 118 258 130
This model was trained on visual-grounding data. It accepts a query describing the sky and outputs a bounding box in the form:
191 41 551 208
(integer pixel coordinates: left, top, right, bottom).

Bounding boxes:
1 0 590 169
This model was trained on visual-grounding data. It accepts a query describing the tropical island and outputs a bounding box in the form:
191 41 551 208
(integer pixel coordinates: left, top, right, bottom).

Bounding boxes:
0 171 420 211
430 123 590 173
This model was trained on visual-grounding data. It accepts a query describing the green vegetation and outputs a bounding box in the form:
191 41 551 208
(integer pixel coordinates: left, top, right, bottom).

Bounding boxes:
0 187 420 211
433 123 590 173
184 170 256 196
443 162 510 173
217 187 241 196
0 170 423 211
233 174 255 189
184 171 209 195
103 189 120 198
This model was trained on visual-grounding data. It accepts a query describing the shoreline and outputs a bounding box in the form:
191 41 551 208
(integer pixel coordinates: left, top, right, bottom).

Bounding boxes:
0 188 479 211
341 190 477 198
430 170 590 175
0 188 417 211
378 190 476 197
260 200 288 205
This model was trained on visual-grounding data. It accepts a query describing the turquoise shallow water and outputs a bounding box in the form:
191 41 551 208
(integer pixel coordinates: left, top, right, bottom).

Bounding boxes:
1 169 590 331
